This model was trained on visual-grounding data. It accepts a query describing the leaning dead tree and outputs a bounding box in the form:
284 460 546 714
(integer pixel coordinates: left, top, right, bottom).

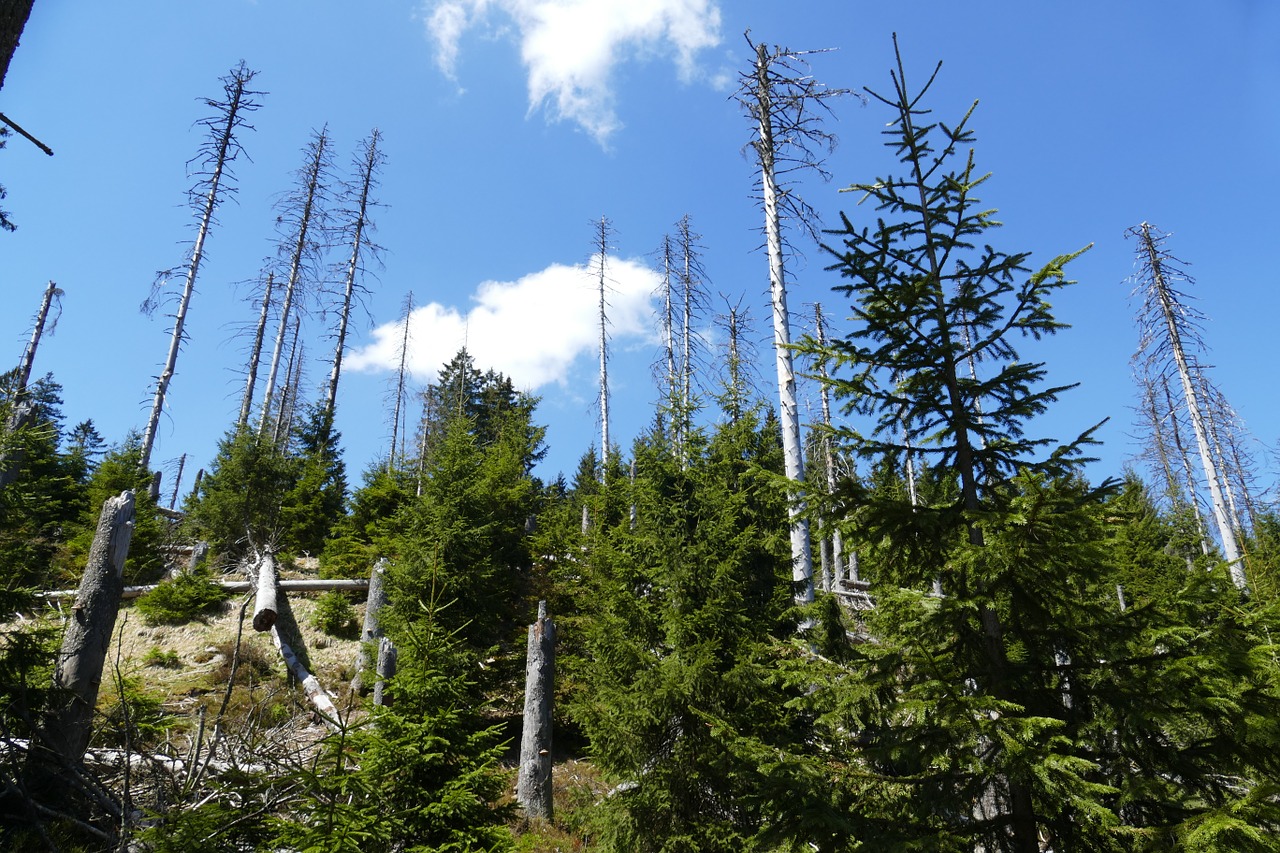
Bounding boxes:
516 600 556 822
739 35 847 603
259 126 334 437
140 62 262 471
237 270 275 429
387 291 414 470
41 491 136 765
324 129 385 426
1 280 60 487
1129 222 1245 587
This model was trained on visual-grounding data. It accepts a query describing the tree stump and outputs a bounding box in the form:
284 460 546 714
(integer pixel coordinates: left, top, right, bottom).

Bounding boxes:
516 600 556 821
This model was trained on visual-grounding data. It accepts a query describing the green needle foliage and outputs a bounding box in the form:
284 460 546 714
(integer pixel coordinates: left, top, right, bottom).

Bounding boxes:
791 37 1280 852
572 408 795 852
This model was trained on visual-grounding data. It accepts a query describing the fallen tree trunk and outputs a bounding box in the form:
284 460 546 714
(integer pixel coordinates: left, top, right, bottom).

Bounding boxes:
251 550 279 632
271 627 341 731
41 491 136 764
37 578 369 602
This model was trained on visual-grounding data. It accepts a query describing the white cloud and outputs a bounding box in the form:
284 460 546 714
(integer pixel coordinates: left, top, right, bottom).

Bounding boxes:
422 0 722 143
347 256 660 390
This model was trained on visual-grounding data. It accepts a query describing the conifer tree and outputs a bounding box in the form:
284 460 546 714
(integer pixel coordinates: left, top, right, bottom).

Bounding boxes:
792 39 1280 851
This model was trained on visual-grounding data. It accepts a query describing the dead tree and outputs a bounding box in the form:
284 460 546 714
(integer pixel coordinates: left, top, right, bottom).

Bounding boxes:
372 637 397 707
325 130 385 425
260 126 333 437
388 291 414 470
516 601 556 822
13 279 60 396
251 549 279 632
351 558 389 695
812 303 843 592
1129 222 1245 587
738 36 847 603
1 280 60 486
42 491 136 765
238 271 274 429
593 216 614 477
140 63 261 470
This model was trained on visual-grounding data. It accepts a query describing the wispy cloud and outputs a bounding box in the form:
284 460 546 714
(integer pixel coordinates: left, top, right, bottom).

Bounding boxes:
347 256 660 389
423 0 723 143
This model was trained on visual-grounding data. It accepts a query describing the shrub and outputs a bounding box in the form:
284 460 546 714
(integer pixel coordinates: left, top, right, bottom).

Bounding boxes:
311 590 358 638
143 647 182 669
135 570 229 624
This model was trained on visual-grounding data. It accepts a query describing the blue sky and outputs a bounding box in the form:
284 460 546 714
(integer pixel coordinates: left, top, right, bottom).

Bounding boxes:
3 1 1279 498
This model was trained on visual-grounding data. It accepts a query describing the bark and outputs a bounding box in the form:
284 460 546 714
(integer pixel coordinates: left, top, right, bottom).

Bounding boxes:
372 636 397 707
351 559 389 695
14 280 59 395
516 601 556 821
814 304 843 591
272 315 304 446
261 127 330 437
389 292 413 469
325 129 383 421
43 491 136 764
751 42 813 602
660 234 677 443
1136 222 1244 584
239 272 274 429
0 0 35 92
595 216 612 476
38 577 368 602
251 550 279 632
271 626 341 730
141 64 257 470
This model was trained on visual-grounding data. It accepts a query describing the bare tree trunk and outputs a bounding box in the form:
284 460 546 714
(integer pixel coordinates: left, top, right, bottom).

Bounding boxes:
14 279 59 395
750 43 813 602
389 292 413 471
516 601 556 822
261 127 331 437
325 129 383 421
372 637 397 707
814 304 843 591
1134 222 1243 584
168 453 186 510
271 626 341 730
272 315 303 446
142 63 259 470
43 491 136 764
351 558 389 695
251 550 279 632
594 216 612 477
658 233 678 445
239 272 274 429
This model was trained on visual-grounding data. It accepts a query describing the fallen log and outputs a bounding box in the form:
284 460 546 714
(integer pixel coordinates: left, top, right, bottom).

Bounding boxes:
252 550 279 632
272 627 341 731
36 578 370 602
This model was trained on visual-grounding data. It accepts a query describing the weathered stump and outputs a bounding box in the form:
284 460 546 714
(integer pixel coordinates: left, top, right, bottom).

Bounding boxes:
516 600 556 821
42 491 136 764
351 558 389 695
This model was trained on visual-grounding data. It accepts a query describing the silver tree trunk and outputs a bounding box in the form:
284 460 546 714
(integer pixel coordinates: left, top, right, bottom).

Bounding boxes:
44 491 136 764
1139 222 1244 584
754 44 813 602
516 601 556 821
351 558 389 695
